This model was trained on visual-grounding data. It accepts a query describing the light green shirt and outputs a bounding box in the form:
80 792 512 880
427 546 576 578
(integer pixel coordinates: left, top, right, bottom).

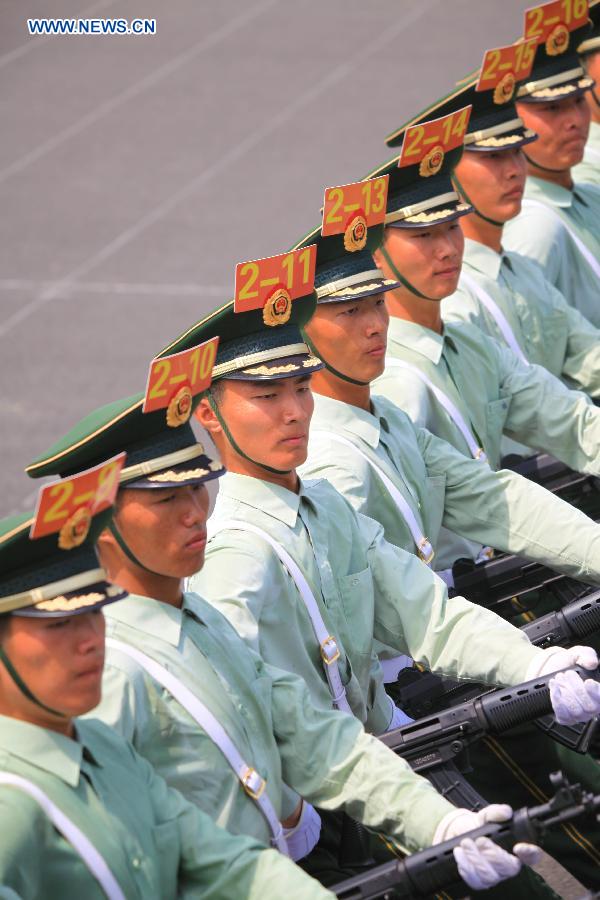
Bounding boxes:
193 471 544 736
572 120 600 187
0 715 330 900
503 175 600 326
89 592 455 853
299 392 600 580
443 239 600 399
376 316 600 480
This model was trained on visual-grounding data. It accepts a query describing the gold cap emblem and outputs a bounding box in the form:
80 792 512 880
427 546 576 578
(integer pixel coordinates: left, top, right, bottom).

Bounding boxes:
262 288 292 327
166 385 193 428
493 71 516 105
343 214 368 252
58 507 92 550
419 145 445 178
546 23 570 56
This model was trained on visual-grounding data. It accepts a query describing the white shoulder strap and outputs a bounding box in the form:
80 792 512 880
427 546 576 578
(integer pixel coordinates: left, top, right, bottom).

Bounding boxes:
584 146 600 162
0 773 126 900
311 431 434 565
459 271 529 366
105 638 287 854
384 357 488 463
208 521 354 716
521 198 600 279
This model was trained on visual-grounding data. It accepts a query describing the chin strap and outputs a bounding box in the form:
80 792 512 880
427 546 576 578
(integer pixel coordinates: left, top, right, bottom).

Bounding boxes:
378 245 439 301
207 391 292 476
302 333 370 387
0 645 66 718
523 150 570 175
108 520 165 577
451 173 505 228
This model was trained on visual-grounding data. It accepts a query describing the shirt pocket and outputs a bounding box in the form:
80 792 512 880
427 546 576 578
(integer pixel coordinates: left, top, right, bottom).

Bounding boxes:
336 566 375 658
484 397 510 466
151 820 181 896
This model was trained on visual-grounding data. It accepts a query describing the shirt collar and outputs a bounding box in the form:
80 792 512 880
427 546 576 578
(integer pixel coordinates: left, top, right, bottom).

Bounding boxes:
462 238 502 280
217 470 318 527
387 315 452 365
312 393 382 449
0 715 100 788
105 593 183 648
525 175 573 209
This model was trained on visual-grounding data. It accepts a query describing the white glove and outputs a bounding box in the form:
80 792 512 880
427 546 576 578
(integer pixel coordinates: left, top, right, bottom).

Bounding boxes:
283 800 322 861
525 645 600 726
433 805 541 891
385 696 414 732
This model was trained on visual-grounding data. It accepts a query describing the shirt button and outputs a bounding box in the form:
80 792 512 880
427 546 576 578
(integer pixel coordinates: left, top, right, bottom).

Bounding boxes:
132 857 142 869
352 578 359 586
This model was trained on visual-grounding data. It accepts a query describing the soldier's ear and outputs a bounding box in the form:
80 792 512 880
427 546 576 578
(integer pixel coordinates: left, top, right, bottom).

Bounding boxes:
195 395 222 437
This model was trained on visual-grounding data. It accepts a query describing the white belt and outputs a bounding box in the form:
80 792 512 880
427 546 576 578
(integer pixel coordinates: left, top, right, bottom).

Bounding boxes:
522 198 600 280
385 357 488 464
312 431 434 565
210 521 354 716
0 773 126 900
105 638 287 854
459 271 529 366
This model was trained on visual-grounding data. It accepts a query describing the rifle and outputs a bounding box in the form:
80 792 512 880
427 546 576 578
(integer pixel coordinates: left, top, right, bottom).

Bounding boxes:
502 452 600 518
451 552 594 616
521 587 600 649
333 771 600 899
384 666 600 802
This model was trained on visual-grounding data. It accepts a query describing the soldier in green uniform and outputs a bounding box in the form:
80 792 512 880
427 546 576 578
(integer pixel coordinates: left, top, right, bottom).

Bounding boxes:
24 348 539 892
502 0 600 326
295 180 600 580
151 260 599 887
0 476 331 899
430 40 600 405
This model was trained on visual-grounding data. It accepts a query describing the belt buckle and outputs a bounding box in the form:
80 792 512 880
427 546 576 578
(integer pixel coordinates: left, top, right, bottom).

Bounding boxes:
475 447 486 461
242 767 266 800
320 635 340 665
417 538 434 565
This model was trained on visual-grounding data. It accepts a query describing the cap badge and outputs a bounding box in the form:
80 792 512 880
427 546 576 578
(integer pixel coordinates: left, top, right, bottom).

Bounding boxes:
419 145 445 178
546 22 570 55
166 385 193 428
343 213 368 252
263 287 292 327
494 71 516 104
58 507 92 550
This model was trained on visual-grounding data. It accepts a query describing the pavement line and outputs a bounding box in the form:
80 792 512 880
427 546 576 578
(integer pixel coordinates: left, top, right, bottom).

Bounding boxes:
0 0 281 185
0 0 437 341
0 279 229 297
0 0 120 70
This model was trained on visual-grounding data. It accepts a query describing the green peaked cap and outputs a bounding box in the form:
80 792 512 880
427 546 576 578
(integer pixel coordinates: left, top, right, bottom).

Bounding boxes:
25 392 223 489
0 508 125 617
158 293 323 382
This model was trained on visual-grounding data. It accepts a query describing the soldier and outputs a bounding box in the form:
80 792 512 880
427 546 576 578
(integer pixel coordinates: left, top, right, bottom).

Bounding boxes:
296 177 600 580
157 257 599 887
23 347 536 892
290 190 600 886
0 467 331 899
501 0 600 326
573 0 600 184
426 40 600 406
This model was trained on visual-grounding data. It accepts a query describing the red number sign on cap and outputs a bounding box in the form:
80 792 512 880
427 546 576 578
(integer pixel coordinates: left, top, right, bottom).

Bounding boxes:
398 106 472 169
321 176 389 237
525 0 588 43
234 246 317 314
30 453 126 540
477 40 538 92
143 337 219 415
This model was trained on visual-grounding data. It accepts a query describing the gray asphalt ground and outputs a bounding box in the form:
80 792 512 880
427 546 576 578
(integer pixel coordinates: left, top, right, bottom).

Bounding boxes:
2 0 539 513
0 4 594 897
